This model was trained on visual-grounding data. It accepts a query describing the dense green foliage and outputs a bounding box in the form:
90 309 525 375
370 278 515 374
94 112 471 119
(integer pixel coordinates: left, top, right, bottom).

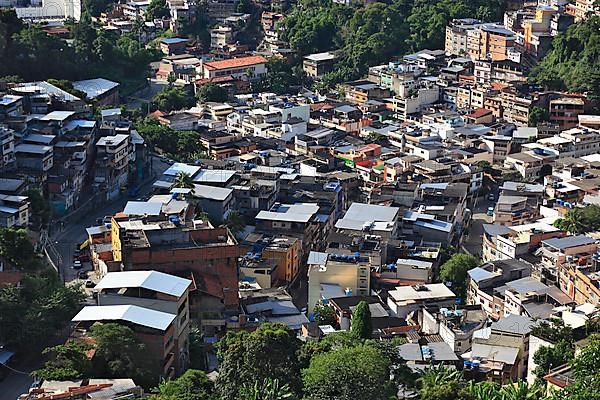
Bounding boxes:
530 16 600 105
312 301 336 326
553 205 600 234
35 342 93 381
153 87 196 112
280 0 504 88
533 340 574 383
0 274 85 351
90 323 155 388
149 369 214 400
146 0 171 21
215 324 303 398
196 83 229 103
350 300 372 339
528 106 550 127
0 9 156 92
438 253 479 301
239 378 296 400
0 228 43 271
302 343 394 400
135 118 206 161
253 58 303 94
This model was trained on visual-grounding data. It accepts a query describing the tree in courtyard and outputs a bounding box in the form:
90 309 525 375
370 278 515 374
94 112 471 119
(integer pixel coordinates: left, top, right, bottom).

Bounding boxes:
533 340 574 383
35 342 92 381
313 301 337 326
302 343 394 400
528 106 549 127
439 253 479 301
223 211 246 236
350 300 372 339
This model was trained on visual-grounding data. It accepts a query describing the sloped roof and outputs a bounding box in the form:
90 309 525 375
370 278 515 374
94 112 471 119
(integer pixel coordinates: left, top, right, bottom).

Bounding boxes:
94 270 191 297
72 305 175 331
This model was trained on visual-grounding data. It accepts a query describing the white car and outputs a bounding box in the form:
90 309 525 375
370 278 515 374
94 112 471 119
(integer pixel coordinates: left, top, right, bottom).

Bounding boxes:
73 260 82 269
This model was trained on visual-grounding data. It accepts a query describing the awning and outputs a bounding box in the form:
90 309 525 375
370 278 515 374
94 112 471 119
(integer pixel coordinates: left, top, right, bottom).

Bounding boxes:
79 239 89 250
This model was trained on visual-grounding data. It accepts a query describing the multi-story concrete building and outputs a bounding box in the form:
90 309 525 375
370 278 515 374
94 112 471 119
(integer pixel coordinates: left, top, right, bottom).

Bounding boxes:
93 270 192 374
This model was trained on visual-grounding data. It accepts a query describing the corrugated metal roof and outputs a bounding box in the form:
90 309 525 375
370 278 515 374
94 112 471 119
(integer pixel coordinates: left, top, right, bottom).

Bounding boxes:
72 305 175 331
542 235 595 250
123 201 163 216
94 270 191 297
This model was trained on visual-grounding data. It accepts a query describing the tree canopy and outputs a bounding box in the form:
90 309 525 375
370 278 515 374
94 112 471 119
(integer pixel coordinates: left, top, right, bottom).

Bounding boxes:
280 0 505 89
438 253 479 301
530 16 600 107
215 323 303 398
196 83 229 103
135 118 206 161
350 300 372 339
553 205 600 234
35 341 93 381
302 343 394 400
149 369 214 400
0 274 85 351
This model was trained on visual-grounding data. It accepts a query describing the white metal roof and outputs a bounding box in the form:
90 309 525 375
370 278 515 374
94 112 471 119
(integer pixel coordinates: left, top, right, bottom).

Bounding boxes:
94 270 191 297
193 184 233 201
40 110 75 121
163 163 202 177
193 169 236 184
72 78 119 99
72 305 176 331
388 283 455 302
123 201 163 216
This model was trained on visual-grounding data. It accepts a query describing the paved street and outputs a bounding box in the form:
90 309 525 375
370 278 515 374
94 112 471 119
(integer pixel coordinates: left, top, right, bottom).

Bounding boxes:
463 194 495 258
53 156 170 282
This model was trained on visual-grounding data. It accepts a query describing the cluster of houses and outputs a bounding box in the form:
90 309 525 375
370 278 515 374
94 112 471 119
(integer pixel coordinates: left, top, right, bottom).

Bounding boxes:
0 79 148 221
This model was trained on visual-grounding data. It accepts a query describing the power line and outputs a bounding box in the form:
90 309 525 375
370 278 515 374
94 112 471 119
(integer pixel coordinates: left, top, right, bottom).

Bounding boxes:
0 361 33 376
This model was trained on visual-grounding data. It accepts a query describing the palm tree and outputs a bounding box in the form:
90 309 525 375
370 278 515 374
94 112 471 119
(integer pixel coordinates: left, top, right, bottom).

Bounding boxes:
466 381 502 400
553 208 587 234
239 378 296 400
416 364 463 399
498 381 545 400
170 171 195 189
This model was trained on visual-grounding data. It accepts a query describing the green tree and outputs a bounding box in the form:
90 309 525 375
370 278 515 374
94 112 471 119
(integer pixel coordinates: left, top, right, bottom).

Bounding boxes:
572 334 600 380
35 342 92 381
188 326 207 370
237 0 253 13
171 171 195 189
417 364 469 400
253 58 302 94
553 208 588 234
0 228 42 271
438 253 479 301
153 87 195 112
528 106 549 127
302 343 394 400
0 274 85 351
90 323 155 388
146 0 171 20
350 300 372 339
150 369 214 400
239 378 296 400
196 83 228 103
533 340 574 383
313 301 337 326
216 323 303 398
530 16 600 108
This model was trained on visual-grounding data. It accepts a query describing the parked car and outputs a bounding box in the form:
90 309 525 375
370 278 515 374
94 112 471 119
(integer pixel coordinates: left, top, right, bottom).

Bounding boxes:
85 280 95 288
487 206 495 216
73 260 82 269
488 193 495 201
78 271 88 279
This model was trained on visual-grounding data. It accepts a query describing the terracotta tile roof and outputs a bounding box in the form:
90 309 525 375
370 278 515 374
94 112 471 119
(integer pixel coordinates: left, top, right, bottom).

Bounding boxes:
39 384 113 400
491 83 509 91
467 107 493 119
203 55 267 71
195 75 236 85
